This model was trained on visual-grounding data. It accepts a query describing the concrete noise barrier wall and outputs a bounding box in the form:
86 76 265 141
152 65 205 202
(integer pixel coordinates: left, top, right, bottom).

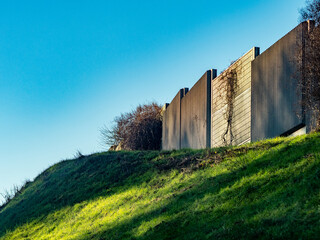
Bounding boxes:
251 22 311 141
162 89 185 150
162 70 217 150
162 21 315 150
181 70 217 149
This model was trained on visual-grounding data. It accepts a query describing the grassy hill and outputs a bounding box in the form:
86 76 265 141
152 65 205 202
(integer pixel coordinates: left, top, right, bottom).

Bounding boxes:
0 133 320 239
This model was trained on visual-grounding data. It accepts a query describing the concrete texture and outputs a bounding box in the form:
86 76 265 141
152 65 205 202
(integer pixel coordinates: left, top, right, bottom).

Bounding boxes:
211 47 259 147
162 89 184 150
162 70 216 150
162 21 315 150
180 70 216 149
251 23 307 141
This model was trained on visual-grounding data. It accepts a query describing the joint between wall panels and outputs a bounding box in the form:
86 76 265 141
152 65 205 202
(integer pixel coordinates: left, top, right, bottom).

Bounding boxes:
163 22 309 150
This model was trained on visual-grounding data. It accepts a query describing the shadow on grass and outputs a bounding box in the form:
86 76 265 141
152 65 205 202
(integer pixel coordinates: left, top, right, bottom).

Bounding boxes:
0 134 319 239
75 137 320 239
75 135 320 240
0 149 200 236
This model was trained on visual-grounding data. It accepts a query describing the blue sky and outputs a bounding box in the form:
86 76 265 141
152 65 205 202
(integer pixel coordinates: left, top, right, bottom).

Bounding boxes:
0 0 305 202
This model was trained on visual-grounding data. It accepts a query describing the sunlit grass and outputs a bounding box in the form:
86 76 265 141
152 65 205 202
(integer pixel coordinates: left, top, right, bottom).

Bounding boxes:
0 133 320 239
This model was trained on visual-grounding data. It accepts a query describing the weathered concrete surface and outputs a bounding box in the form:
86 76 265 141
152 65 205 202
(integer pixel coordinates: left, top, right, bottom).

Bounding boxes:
251 23 307 141
211 47 259 147
162 89 186 150
162 21 315 150
162 70 216 150
180 70 216 149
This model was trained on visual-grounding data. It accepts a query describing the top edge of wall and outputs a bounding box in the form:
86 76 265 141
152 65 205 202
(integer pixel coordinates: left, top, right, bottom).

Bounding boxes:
213 47 260 80
256 22 308 60
182 69 217 97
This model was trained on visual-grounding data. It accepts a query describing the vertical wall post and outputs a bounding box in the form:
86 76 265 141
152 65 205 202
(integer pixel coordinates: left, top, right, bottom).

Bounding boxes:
178 88 188 149
207 69 217 148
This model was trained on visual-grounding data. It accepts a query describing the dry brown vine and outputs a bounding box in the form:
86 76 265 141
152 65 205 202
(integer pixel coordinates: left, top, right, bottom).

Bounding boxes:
214 60 240 146
221 68 238 145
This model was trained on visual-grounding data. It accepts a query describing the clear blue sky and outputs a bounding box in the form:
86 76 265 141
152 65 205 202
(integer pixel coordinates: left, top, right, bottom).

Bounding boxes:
0 0 305 202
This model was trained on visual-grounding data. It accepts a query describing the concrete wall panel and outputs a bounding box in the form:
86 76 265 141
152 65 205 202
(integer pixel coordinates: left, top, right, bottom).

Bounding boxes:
211 47 259 147
162 70 216 150
251 23 306 141
180 70 215 149
162 89 183 150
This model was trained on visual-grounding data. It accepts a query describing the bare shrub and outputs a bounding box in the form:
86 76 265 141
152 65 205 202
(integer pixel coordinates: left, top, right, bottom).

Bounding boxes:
300 0 320 25
101 102 163 150
296 1 320 129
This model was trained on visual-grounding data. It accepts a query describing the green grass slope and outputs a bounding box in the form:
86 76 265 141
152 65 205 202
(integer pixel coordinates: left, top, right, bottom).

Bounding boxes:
1 133 320 240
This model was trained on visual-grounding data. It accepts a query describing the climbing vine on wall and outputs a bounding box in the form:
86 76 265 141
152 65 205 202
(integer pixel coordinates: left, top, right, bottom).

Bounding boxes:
216 61 240 146
223 68 238 145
